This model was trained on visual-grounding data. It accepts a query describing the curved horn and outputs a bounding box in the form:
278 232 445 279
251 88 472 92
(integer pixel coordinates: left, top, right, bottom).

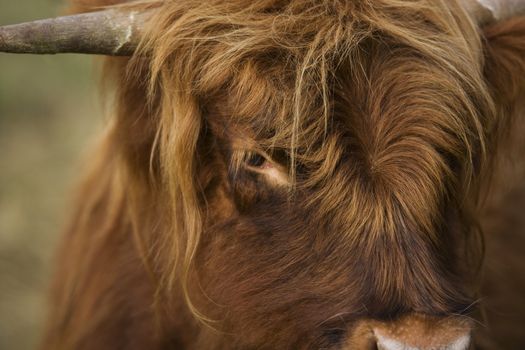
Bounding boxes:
462 0 525 24
0 9 148 56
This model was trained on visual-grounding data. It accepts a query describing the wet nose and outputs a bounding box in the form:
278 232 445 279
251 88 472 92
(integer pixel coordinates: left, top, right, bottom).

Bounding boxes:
344 313 472 350
372 314 472 350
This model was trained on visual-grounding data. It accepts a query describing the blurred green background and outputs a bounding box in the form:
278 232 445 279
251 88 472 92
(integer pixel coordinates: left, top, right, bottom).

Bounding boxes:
0 1 104 348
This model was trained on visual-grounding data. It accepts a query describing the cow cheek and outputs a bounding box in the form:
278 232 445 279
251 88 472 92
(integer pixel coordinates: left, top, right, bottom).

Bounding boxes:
195 204 364 344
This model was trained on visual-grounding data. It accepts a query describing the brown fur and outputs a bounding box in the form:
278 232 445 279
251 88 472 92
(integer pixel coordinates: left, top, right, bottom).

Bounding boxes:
42 0 525 348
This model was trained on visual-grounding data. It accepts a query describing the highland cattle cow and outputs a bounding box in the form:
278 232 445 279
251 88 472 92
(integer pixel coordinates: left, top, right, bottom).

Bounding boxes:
1 0 525 349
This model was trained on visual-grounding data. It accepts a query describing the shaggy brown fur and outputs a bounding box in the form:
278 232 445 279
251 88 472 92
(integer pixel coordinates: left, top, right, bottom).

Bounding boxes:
43 0 525 349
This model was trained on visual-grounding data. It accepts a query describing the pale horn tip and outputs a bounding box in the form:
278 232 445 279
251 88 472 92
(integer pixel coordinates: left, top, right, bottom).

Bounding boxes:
461 0 525 25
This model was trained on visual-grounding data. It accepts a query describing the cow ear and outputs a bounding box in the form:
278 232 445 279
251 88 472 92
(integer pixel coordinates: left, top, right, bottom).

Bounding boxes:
481 17 525 193
483 17 525 106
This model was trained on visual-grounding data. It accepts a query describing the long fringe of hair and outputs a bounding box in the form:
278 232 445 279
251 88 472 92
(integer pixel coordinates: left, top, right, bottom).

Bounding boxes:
67 0 525 327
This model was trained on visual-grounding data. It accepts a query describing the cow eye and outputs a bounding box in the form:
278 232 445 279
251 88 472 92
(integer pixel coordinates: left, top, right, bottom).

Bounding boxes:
245 152 269 168
241 150 289 187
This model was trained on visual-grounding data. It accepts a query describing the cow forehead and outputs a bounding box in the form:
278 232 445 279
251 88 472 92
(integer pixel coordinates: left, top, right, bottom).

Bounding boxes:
191 0 488 263
210 46 476 196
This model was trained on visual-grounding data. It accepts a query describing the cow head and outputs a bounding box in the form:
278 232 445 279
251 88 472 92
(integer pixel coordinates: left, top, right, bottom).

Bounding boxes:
3 0 525 348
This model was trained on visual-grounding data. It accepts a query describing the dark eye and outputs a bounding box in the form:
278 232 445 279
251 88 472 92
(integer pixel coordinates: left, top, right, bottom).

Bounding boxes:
245 152 267 168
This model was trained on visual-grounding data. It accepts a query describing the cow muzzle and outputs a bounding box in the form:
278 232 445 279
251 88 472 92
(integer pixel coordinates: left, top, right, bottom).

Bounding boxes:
344 313 473 350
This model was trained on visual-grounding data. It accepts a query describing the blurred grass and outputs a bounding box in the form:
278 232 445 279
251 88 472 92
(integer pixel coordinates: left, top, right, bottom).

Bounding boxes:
0 1 104 348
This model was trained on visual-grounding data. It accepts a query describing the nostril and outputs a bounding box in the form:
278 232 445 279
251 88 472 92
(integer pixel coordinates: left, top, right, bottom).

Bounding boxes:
323 328 346 345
